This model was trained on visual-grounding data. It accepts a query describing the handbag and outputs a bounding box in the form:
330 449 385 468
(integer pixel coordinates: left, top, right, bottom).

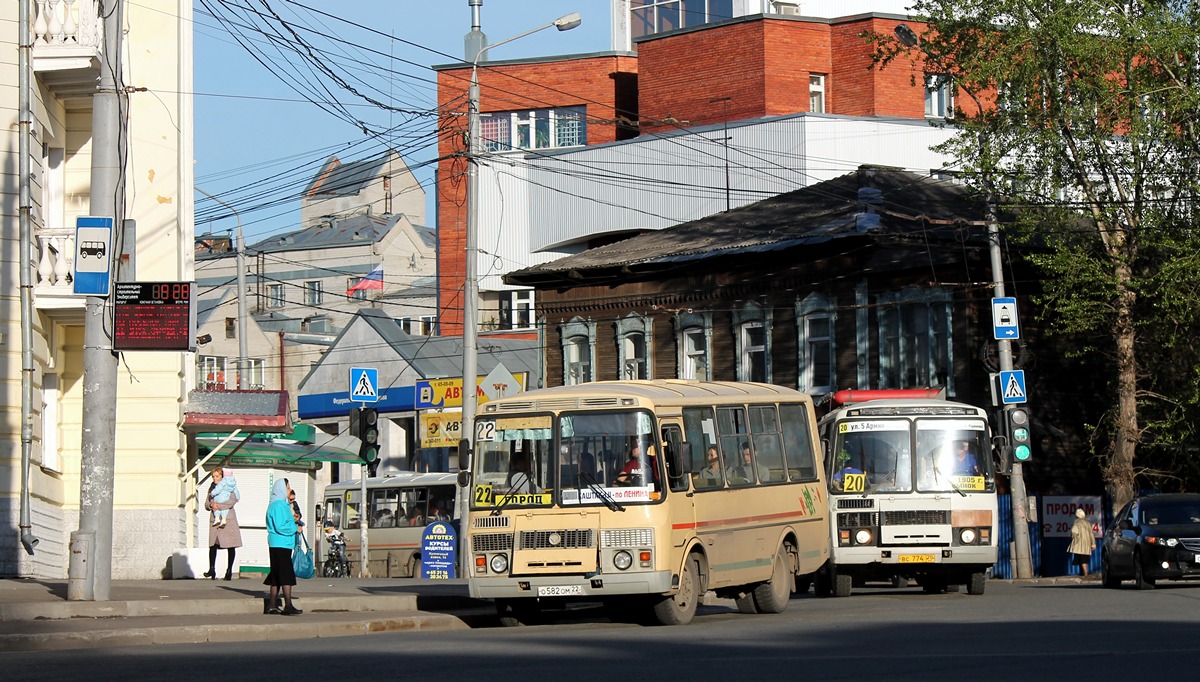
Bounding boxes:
292 531 315 579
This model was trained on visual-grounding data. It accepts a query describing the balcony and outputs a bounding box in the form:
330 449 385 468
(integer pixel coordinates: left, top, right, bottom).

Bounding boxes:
32 1 103 99
34 226 85 316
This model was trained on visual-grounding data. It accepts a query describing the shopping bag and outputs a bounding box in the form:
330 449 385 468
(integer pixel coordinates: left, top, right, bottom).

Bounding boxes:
292 532 315 579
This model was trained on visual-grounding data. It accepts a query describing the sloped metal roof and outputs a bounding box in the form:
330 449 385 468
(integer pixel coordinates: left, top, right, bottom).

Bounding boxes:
506 167 994 287
303 154 392 197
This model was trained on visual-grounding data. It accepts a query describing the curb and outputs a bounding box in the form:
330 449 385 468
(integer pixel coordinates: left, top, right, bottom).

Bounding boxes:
0 594 420 622
0 611 469 652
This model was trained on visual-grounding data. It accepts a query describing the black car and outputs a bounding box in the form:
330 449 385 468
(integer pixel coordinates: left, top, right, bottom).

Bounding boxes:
1102 493 1200 589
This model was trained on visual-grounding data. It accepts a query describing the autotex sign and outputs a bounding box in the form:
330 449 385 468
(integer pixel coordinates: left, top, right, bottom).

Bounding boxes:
415 368 527 410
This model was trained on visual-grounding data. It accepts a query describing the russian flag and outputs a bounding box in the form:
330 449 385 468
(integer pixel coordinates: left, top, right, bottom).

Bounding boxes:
347 264 384 295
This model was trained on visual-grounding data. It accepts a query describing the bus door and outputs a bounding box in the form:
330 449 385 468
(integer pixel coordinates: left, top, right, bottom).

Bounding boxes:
659 422 693 554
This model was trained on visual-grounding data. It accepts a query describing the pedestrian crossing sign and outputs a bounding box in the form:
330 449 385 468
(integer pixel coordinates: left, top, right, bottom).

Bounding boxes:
999 369 1027 405
349 367 379 403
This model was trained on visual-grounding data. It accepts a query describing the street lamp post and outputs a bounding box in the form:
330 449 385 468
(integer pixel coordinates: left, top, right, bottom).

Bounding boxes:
457 8 582 575
197 188 250 390
894 23 1034 579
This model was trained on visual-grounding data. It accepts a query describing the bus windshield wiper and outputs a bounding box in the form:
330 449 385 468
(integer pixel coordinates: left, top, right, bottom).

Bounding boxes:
863 468 897 497
932 466 967 497
580 471 624 512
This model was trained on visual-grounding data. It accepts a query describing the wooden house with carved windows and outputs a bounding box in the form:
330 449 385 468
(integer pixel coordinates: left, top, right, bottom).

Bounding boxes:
504 166 1103 493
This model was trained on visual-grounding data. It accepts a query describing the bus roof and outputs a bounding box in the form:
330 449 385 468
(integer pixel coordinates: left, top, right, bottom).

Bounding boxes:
323 471 458 492
821 398 986 423
482 380 810 411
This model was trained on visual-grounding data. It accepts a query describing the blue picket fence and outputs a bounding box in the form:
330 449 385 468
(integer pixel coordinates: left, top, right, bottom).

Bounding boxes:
995 493 1106 578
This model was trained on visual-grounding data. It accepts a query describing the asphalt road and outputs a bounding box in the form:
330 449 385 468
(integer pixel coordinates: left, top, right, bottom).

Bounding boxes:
9 581 1200 681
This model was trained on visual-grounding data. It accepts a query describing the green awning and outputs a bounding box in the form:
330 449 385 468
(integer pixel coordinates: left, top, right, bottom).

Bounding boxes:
196 431 362 471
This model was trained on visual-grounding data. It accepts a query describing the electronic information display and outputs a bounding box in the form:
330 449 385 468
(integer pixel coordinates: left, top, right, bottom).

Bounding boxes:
113 282 193 351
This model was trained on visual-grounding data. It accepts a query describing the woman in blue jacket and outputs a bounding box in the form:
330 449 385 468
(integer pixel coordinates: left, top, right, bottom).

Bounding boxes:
264 478 301 615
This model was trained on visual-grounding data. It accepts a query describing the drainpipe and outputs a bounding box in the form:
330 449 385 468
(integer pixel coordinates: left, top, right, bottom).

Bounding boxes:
18 0 40 556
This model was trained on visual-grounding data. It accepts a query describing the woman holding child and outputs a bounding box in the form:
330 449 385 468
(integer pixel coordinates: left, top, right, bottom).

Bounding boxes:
204 467 242 581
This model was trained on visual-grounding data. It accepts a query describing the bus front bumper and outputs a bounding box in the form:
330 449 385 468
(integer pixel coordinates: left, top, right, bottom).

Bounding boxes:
469 570 674 600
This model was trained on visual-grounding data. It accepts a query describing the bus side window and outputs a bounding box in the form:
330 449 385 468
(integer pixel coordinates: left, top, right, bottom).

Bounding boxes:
780 403 818 481
345 497 360 530
323 498 342 528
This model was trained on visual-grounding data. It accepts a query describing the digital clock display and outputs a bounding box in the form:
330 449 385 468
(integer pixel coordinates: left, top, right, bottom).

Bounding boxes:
113 282 193 351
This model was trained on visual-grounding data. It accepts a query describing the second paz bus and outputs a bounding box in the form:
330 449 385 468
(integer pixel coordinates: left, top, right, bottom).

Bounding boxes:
816 389 999 596
464 380 831 626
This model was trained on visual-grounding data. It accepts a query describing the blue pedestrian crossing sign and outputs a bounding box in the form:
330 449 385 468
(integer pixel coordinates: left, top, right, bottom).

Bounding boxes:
992 297 1020 340
1000 370 1027 405
349 367 379 403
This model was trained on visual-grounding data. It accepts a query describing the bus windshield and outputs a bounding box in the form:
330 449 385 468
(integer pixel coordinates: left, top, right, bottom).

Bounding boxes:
830 417 991 494
472 409 662 509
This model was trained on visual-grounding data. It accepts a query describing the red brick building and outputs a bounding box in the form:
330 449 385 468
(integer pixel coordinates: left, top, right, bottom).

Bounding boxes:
434 12 944 338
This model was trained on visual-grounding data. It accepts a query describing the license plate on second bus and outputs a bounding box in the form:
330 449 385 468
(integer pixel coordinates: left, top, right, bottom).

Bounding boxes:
537 585 583 597
898 554 936 563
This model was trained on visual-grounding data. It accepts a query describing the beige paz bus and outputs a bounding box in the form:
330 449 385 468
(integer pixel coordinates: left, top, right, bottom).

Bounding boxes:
465 380 831 626
320 472 458 578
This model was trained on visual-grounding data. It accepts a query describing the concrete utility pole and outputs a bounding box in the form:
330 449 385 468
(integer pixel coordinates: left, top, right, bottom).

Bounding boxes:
457 1 581 578
894 23 1034 579
70 0 126 602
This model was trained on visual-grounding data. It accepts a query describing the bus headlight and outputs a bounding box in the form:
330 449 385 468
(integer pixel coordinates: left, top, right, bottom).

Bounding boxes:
613 550 633 570
959 528 977 545
489 553 509 574
854 529 873 545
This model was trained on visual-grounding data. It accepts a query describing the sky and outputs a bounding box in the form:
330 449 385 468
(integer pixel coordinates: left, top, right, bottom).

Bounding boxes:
192 0 614 242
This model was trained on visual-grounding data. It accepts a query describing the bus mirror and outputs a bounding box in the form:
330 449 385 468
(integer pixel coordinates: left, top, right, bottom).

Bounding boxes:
457 469 472 487
457 438 471 471
314 503 323 522
675 441 693 475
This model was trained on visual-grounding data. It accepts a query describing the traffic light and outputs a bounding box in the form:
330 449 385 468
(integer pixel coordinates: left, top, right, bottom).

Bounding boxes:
351 406 380 463
1007 407 1032 463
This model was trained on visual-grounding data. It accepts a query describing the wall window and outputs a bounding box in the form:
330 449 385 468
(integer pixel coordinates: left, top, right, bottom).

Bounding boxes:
616 314 653 380
224 317 236 339
199 355 228 389
675 311 712 381
561 317 596 385
245 358 265 389
925 73 954 118
796 293 835 394
631 0 734 41
266 284 285 309
734 301 772 383
481 106 587 152
348 278 367 301
809 74 826 113
420 316 438 336
304 280 323 306
500 290 533 330
397 317 413 334
877 288 953 393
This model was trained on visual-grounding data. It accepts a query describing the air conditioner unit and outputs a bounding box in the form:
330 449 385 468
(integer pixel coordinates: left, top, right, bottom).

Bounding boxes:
773 0 802 16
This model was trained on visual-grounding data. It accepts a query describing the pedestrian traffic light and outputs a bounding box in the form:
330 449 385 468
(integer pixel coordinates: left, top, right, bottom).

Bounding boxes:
1008 407 1032 463
351 406 379 463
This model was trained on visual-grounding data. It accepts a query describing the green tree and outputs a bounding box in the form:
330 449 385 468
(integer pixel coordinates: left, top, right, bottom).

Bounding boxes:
877 1 1200 511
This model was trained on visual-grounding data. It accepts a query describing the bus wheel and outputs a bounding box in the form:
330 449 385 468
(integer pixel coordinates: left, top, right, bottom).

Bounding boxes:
653 557 700 625
752 544 794 614
496 599 542 627
966 571 986 595
410 555 422 578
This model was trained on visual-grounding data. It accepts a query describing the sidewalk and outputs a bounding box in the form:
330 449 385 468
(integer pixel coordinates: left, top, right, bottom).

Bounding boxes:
0 576 493 652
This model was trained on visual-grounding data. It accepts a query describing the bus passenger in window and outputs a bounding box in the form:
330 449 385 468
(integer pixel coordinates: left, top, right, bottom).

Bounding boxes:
695 446 723 486
728 443 756 484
